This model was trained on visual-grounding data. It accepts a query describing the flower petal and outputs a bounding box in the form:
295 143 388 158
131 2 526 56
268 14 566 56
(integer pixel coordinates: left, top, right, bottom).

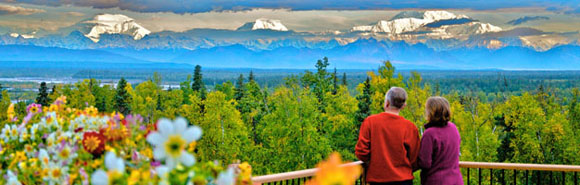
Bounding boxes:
179 153 195 167
181 126 202 143
104 152 116 170
153 146 166 160
91 170 108 185
157 119 174 137
115 157 125 172
173 117 188 135
156 165 170 178
166 157 177 170
146 132 164 146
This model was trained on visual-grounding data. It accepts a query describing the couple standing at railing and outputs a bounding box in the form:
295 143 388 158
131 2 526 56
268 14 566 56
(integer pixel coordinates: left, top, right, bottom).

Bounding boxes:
355 87 462 185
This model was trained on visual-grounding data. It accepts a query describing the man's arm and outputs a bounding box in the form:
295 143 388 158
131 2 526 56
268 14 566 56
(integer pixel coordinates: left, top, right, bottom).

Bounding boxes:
405 125 421 171
355 119 371 163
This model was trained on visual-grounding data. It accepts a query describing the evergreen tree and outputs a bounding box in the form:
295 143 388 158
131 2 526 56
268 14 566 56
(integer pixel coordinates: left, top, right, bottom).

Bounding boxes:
301 57 332 112
192 65 206 99
355 77 372 128
36 82 50 106
570 88 580 133
114 78 131 115
156 93 163 111
50 85 56 96
342 72 347 86
234 74 245 101
249 70 255 82
0 83 2 100
332 68 338 95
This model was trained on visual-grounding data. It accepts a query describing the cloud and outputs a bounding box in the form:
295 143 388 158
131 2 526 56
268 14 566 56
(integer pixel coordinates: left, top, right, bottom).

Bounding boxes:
507 16 549 25
64 11 84 16
0 0 577 13
0 4 44 15
565 7 580 15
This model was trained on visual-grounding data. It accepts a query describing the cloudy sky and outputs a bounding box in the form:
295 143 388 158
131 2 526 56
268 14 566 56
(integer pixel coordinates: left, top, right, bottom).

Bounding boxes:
0 0 579 35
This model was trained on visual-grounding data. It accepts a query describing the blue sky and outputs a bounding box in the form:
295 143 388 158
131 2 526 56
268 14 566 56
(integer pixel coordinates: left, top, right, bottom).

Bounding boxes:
0 0 579 34
1 0 579 13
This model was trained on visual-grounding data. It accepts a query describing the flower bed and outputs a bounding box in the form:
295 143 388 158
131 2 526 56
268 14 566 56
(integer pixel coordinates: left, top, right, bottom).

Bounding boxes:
0 96 252 185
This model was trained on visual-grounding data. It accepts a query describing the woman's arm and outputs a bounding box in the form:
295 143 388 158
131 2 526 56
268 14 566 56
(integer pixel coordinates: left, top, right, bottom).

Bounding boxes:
418 132 434 169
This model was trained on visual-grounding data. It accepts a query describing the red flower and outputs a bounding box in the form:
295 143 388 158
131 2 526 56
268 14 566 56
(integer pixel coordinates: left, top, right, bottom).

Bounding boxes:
82 131 106 156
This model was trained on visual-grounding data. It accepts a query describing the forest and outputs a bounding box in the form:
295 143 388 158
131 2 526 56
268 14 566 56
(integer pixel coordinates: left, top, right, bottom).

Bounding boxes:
0 58 579 184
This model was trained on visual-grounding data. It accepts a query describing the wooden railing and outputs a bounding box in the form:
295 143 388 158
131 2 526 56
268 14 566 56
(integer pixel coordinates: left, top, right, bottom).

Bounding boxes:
252 161 580 185
252 161 364 185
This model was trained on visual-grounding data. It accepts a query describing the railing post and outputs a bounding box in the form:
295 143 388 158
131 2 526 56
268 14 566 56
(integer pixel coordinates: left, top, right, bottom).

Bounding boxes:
502 169 505 185
467 168 470 185
514 170 518 185
479 168 482 185
537 171 541 185
491 169 494 185
525 170 528 185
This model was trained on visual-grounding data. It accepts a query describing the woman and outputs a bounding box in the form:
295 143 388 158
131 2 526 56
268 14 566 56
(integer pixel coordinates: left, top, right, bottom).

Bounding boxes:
418 96 463 185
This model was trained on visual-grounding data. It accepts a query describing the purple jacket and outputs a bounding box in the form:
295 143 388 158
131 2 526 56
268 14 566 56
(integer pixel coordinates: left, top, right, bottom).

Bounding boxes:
418 122 463 185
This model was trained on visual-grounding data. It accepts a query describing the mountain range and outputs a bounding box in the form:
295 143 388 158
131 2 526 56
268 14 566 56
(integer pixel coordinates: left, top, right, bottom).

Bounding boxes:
1 11 580 70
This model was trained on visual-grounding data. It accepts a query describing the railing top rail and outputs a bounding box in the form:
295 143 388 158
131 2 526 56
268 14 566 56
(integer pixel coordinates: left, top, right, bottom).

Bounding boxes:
252 161 363 184
459 161 580 172
252 161 580 184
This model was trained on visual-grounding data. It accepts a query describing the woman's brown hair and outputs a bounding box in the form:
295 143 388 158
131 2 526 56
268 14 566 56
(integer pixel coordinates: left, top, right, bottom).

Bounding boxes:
425 96 451 127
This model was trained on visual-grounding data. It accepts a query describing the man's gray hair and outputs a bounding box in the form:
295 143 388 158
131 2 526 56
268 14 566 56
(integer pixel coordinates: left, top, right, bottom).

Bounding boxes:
384 87 407 109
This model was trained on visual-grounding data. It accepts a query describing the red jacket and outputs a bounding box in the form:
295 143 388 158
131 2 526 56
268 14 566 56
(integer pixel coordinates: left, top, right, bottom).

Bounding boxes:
355 112 420 183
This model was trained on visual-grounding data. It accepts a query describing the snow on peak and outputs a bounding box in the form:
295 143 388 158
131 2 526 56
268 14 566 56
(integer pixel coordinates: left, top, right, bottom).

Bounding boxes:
371 18 431 33
9 32 35 39
250 18 288 31
350 10 500 35
422 10 468 21
83 13 151 42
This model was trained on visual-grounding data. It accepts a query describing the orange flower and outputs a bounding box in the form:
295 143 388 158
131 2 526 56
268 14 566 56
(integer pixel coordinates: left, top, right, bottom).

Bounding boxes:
82 131 106 156
305 153 362 185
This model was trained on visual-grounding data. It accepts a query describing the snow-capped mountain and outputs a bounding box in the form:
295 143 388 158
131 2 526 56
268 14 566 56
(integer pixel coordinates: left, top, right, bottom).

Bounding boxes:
81 14 151 42
352 10 470 33
237 18 289 31
351 10 501 37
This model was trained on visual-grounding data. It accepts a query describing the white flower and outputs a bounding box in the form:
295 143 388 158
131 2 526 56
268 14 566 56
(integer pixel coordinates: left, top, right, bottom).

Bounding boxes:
39 149 50 167
1 124 11 142
146 117 202 170
39 112 58 130
104 151 125 173
215 167 236 185
29 124 39 141
91 152 125 185
156 165 170 185
44 163 67 185
9 124 18 141
18 126 28 142
91 170 108 185
7 170 22 185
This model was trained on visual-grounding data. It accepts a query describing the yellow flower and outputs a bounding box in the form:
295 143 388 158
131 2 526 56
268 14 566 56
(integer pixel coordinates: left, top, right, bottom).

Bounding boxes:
7 103 15 121
49 104 59 112
128 170 141 185
141 148 153 159
85 106 99 116
187 141 197 153
91 159 103 169
305 153 361 185
69 173 78 184
238 162 253 184
40 168 49 178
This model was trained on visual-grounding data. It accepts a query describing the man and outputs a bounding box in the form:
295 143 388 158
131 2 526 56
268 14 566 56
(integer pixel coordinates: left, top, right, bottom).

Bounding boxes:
355 87 420 185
